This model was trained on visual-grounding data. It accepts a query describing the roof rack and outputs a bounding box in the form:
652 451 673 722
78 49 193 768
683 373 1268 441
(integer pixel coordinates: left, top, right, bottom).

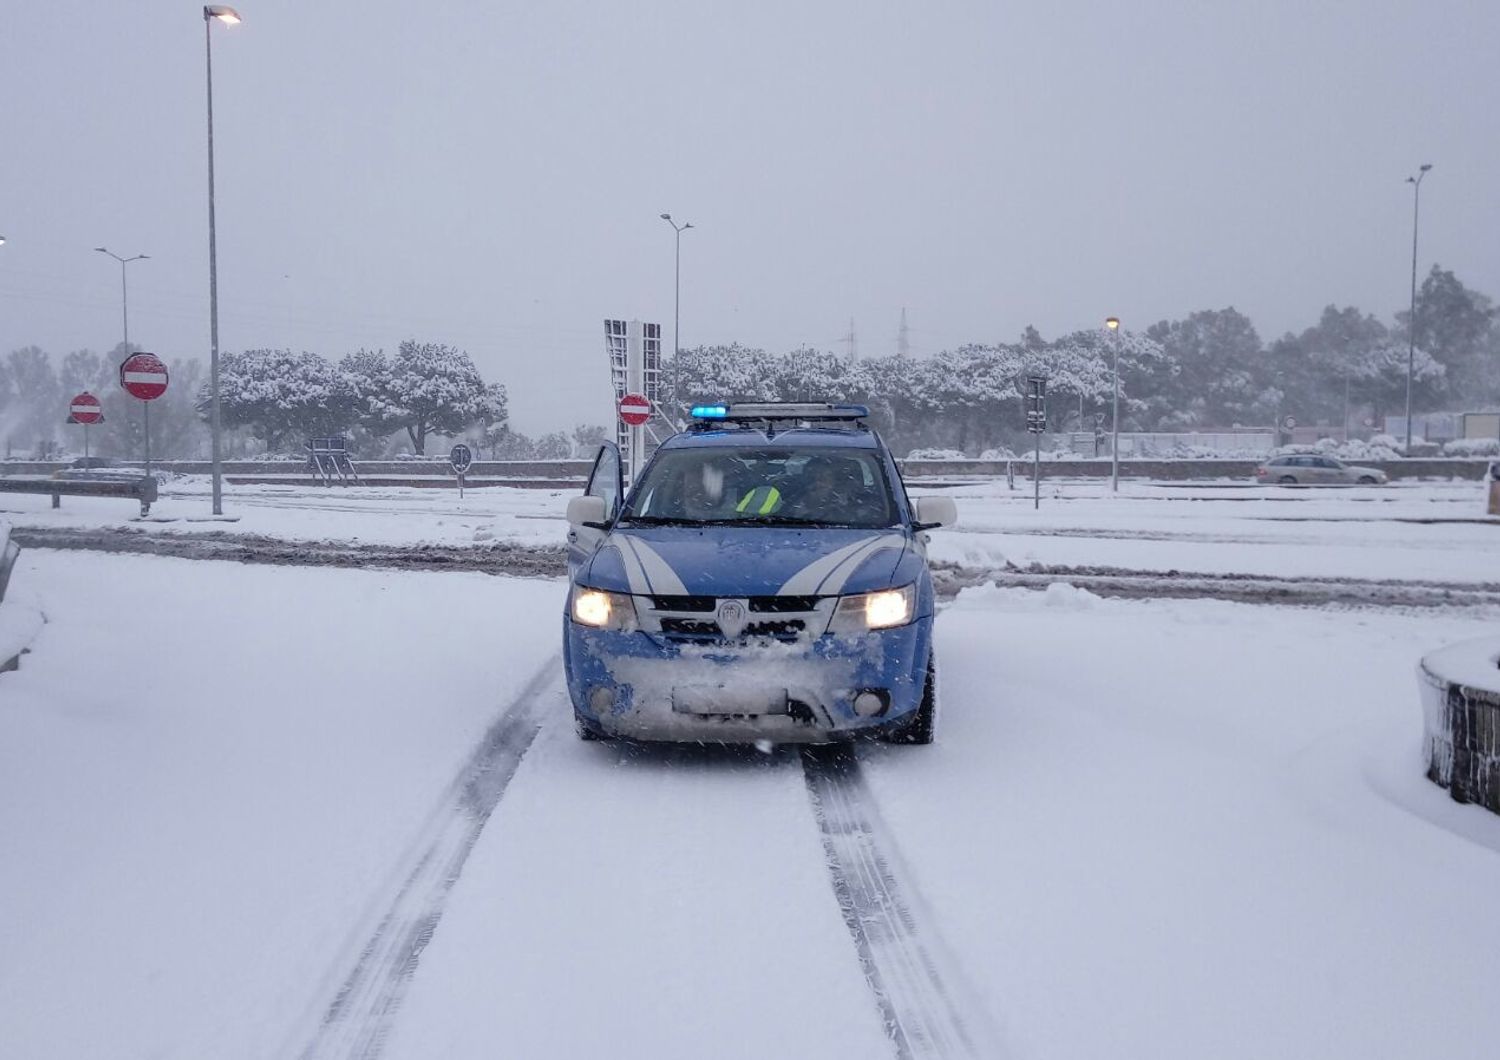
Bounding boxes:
689 402 870 429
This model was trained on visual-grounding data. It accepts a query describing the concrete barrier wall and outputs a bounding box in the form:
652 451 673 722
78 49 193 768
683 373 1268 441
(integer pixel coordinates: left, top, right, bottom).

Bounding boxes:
898 458 1497 481
0 459 594 479
2 457 1492 482
1421 639 1500 815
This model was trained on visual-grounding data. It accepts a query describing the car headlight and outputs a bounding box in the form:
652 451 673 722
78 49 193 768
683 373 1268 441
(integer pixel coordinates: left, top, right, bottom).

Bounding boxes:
828 584 917 633
571 588 638 631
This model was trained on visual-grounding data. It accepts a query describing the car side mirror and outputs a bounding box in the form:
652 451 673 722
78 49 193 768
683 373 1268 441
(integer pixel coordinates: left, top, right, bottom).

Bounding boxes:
912 496 957 530
567 495 610 530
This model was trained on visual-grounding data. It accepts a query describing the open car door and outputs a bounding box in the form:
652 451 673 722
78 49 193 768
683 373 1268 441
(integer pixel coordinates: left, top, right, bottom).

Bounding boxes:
566 442 624 576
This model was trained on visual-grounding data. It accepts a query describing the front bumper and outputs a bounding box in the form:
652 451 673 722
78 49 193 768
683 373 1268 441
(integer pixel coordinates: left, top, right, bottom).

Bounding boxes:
563 618 931 744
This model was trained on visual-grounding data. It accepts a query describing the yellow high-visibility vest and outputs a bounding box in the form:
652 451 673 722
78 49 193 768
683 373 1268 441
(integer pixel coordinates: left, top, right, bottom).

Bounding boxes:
735 485 782 514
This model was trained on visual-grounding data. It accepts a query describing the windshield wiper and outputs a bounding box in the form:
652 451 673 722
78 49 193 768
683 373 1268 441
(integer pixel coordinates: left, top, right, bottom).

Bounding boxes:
618 515 700 526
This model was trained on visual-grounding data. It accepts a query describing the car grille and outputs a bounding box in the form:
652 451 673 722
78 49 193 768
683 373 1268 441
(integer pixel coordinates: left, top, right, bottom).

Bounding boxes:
642 595 831 644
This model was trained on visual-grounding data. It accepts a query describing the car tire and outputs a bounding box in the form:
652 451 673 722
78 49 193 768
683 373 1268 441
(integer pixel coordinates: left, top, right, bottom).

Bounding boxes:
575 715 609 741
1278 475 1297 485
1357 475 1377 485
885 655 938 745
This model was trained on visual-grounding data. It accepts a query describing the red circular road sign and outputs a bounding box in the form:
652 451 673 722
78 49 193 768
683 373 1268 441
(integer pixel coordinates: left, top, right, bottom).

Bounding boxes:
69 392 104 425
120 352 170 401
618 392 652 427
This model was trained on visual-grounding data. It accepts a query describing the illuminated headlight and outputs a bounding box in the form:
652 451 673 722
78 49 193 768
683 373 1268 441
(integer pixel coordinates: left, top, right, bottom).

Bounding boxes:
571 588 638 631
828 584 917 633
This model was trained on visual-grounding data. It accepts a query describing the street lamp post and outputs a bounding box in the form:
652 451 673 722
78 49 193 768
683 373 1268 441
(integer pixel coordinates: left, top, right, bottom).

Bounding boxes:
1105 316 1121 492
205 4 242 515
660 213 693 422
95 247 150 470
1403 163 1432 456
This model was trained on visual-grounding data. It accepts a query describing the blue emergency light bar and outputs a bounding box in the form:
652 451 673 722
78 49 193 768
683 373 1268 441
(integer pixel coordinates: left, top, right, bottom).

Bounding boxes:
690 402 869 422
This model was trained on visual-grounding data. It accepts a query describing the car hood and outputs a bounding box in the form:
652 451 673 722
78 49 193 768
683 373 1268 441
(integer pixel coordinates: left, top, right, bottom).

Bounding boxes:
581 526 910 598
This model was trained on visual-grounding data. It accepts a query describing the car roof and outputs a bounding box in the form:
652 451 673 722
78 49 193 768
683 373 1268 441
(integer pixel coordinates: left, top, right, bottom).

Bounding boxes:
660 427 882 451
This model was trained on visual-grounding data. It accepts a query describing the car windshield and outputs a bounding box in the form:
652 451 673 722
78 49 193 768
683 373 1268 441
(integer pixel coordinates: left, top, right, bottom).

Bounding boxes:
621 447 899 528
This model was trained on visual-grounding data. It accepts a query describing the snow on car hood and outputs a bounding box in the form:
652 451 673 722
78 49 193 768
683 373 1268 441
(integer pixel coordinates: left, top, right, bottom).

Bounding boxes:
582 526 909 598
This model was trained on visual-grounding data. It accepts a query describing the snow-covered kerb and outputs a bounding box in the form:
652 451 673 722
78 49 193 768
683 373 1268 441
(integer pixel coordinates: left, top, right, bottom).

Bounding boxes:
0 521 43 673
1421 637 1500 813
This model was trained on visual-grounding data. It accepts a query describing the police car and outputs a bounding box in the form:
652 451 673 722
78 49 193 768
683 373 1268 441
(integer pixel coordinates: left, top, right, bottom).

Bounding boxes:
563 402 956 745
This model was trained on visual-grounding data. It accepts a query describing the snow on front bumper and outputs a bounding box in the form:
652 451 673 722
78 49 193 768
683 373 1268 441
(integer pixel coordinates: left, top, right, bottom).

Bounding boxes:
563 620 930 744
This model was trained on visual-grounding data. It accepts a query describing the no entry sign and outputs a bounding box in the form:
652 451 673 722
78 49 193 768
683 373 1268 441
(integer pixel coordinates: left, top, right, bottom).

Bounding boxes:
120 352 169 400
618 392 651 427
69 392 104 425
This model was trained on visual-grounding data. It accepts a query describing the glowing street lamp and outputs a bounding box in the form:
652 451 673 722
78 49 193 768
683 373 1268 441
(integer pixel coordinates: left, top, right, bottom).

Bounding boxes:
1402 163 1432 455
1105 316 1121 493
660 213 693 421
204 4 242 515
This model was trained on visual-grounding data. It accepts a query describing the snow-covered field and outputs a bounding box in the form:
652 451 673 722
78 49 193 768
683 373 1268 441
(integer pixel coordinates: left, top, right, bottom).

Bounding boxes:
1 475 1496 585
3 478 1500 1058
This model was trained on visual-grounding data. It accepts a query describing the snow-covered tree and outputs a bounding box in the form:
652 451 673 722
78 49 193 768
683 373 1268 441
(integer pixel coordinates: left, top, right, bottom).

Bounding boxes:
201 348 356 453
366 340 506 455
571 423 608 457
5 346 60 455
1147 308 1267 427
533 431 573 459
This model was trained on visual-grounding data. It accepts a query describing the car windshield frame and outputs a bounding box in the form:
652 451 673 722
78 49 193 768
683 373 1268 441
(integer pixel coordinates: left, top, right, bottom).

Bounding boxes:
619 445 902 529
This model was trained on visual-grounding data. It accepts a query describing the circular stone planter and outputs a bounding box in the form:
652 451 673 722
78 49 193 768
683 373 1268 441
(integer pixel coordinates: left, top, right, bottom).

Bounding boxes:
1421 637 1500 813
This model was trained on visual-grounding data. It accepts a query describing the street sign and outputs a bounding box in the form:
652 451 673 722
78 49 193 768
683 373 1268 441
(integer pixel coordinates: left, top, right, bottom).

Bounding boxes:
69 392 104 425
1026 376 1048 511
1025 376 1048 434
120 352 169 400
450 443 473 499
1282 415 1297 430
618 392 651 427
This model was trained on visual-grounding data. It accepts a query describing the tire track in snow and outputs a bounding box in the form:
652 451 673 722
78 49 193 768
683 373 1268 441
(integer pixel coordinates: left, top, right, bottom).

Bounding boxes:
298 659 558 1060
801 745 1001 1059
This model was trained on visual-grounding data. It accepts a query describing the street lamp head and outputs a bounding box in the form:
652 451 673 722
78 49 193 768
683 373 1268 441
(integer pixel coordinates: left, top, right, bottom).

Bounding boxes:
683 222 694 230
1105 317 1120 331
1420 163 1433 172
204 5 242 24
94 246 109 254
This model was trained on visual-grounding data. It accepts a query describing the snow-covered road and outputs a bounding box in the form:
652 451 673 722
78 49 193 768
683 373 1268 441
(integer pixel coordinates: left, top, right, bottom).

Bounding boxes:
4 550 1499 1058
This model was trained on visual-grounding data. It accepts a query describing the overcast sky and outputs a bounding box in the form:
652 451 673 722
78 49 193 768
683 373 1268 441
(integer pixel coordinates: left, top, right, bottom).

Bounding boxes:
3 0 1496 433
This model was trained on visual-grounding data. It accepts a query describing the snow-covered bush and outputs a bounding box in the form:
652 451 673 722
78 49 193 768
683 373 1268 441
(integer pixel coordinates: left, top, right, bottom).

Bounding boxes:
1443 437 1500 457
978 447 1018 461
906 448 968 461
1274 436 1403 462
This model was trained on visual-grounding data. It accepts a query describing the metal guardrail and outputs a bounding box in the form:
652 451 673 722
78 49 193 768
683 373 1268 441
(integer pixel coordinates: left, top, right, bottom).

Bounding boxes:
0 475 159 517
0 523 19 604
0 521 22 673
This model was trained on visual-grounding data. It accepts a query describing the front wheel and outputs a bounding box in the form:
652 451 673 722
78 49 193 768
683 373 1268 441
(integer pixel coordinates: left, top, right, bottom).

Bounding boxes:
884 656 938 745
1357 475 1378 485
575 715 609 742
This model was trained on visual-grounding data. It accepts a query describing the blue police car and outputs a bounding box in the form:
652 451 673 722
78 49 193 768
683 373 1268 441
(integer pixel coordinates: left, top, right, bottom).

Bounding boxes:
563 402 956 745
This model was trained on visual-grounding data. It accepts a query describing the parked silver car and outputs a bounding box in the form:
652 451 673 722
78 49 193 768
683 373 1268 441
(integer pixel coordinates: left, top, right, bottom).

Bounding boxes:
1255 455 1388 485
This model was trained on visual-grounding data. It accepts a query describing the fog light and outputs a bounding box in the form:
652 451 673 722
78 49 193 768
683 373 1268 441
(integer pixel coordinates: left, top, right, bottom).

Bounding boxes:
853 690 887 717
589 686 616 715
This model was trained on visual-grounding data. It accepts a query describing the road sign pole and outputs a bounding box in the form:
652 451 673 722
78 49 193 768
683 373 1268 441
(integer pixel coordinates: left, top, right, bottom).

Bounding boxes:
84 422 90 463
143 399 151 478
